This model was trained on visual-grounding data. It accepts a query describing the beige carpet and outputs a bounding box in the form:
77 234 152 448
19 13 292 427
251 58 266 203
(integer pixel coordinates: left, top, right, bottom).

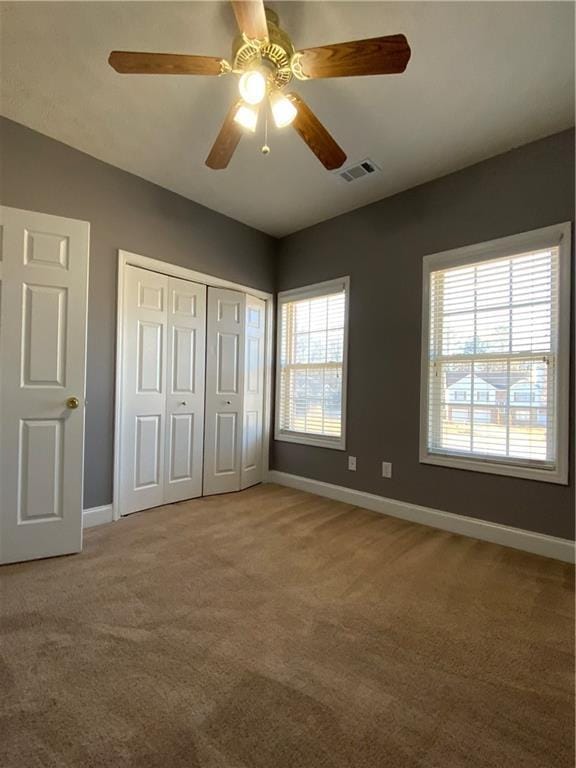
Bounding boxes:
1 483 574 767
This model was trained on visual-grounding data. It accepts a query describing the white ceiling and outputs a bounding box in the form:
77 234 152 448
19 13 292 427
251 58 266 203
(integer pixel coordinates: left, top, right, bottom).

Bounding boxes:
1 2 574 237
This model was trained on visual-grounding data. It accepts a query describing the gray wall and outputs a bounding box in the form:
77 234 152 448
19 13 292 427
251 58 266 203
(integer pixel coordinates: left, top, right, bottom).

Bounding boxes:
0 117 276 509
1 117 573 538
272 129 575 540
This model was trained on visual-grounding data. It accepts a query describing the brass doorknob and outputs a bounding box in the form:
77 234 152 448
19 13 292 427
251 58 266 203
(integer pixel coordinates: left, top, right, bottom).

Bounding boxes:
66 397 80 409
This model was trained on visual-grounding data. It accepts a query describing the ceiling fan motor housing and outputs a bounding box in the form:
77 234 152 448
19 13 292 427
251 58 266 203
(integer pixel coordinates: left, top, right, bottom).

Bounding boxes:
232 8 294 89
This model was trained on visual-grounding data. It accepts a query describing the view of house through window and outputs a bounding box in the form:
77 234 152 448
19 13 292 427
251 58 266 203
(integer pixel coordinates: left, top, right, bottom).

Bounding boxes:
425 243 562 471
276 280 348 448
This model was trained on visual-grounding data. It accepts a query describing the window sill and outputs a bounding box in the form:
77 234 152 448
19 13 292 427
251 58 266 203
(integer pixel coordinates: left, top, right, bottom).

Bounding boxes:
274 430 346 451
420 451 567 485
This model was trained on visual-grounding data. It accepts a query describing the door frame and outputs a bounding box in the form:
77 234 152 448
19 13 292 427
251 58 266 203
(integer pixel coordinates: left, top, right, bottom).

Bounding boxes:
113 249 274 520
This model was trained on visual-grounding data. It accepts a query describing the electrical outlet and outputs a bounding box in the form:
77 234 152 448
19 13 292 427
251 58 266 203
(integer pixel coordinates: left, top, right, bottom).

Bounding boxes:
348 456 357 471
381 461 392 479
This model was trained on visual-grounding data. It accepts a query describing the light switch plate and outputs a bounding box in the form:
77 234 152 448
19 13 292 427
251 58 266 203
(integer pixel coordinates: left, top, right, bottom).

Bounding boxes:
348 456 357 471
381 461 392 479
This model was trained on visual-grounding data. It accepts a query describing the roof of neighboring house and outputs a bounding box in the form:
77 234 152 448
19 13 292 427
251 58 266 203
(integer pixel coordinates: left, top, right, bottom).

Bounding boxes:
446 372 528 390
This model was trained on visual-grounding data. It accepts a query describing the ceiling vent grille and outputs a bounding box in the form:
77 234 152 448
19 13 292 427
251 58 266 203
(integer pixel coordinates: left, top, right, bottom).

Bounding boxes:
336 158 381 183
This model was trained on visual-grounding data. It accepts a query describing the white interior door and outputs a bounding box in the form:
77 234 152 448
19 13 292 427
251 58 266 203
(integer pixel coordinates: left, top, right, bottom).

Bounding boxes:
120 266 168 515
241 295 266 489
164 276 206 503
0 206 90 564
204 287 245 495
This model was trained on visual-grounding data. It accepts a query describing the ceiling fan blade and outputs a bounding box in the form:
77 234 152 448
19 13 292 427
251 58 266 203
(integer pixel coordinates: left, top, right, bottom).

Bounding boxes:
294 34 411 79
205 101 244 170
288 93 346 170
230 0 269 41
109 51 225 76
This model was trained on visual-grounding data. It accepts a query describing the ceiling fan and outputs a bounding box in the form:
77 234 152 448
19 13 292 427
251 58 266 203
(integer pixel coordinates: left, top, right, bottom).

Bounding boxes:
108 0 411 171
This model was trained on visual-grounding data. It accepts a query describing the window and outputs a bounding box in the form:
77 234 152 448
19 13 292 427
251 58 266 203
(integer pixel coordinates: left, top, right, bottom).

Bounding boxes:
275 278 349 449
420 224 570 484
513 391 531 403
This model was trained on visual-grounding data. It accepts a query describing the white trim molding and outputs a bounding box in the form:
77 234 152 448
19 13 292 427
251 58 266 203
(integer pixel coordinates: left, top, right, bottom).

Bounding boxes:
118 250 271 301
83 505 114 529
267 471 575 563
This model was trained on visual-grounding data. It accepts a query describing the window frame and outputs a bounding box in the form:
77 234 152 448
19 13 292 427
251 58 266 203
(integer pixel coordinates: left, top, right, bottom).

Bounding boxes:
274 277 350 450
419 223 571 485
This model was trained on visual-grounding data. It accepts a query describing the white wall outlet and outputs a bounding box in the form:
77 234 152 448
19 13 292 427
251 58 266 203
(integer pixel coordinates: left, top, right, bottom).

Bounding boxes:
381 461 392 479
348 456 357 471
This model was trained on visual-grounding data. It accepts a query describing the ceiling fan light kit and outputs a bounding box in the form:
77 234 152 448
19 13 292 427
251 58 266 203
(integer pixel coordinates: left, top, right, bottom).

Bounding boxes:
234 102 259 133
238 69 267 105
270 90 297 128
108 1 411 171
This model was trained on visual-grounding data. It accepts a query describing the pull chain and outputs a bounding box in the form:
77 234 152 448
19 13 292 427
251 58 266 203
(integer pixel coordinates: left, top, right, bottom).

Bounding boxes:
262 100 270 155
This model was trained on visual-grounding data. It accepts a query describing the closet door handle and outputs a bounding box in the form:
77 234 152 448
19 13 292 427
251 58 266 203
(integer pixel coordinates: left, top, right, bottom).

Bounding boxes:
225 400 231 405
180 401 187 406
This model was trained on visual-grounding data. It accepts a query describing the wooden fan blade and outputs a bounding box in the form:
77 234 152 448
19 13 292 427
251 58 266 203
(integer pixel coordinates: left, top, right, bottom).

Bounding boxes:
109 51 224 76
231 0 269 41
288 93 346 170
206 101 243 170
295 34 411 79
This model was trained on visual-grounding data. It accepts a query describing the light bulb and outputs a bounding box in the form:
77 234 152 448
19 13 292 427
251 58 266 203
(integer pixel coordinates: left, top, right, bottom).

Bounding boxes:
234 103 258 133
239 70 266 105
270 91 297 128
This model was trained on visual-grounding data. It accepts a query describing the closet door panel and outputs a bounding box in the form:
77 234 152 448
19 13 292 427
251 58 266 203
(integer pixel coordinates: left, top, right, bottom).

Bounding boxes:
241 296 266 489
204 288 245 495
135 415 162 488
121 267 168 514
169 414 194 480
215 413 238 473
164 277 206 503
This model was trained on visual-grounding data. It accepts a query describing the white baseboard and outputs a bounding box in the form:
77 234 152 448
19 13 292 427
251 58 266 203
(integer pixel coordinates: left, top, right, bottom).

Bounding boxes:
267 471 575 564
83 504 114 529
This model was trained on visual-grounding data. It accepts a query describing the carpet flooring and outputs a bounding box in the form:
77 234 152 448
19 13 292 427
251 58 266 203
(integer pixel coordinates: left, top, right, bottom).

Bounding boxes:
1 483 574 767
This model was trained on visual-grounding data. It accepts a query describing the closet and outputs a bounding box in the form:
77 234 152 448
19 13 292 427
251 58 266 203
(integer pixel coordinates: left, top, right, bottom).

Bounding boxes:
119 265 266 516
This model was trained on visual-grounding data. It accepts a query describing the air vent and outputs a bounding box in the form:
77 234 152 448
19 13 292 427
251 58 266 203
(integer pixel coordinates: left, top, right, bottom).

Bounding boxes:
336 158 381 183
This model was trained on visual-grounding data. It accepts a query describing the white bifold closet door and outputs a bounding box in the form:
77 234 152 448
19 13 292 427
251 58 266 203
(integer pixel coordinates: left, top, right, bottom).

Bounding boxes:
241 293 266 489
120 266 206 515
203 287 265 495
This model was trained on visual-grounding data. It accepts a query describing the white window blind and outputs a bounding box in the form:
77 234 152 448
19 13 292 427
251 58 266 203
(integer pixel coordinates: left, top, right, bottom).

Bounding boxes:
276 279 348 449
422 230 570 482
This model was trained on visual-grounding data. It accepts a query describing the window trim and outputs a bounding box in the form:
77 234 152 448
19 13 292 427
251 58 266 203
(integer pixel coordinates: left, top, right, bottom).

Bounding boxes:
274 276 350 450
419 223 571 485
